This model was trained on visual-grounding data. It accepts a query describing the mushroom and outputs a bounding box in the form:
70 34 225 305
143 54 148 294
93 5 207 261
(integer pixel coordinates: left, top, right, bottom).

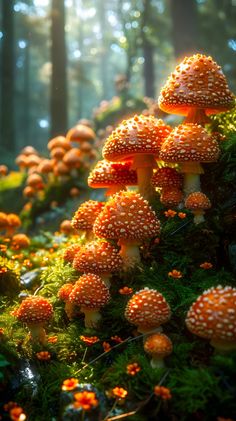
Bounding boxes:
60 220 75 235
27 154 42 168
185 191 211 224
58 283 76 320
63 244 81 263
151 167 183 191
93 191 160 268
71 200 105 241
158 54 234 125
88 160 137 196
50 147 66 161
15 154 28 172
37 159 54 182
73 240 122 287
63 148 82 176
23 186 36 199
11 234 30 249
0 212 8 234
66 124 95 144
53 161 70 182
13 296 53 344
69 274 110 328
125 288 171 334
26 173 44 190
160 124 220 195
21 146 39 156
0 165 8 177
6 214 21 237
186 285 236 352
144 333 173 368
160 188 183 207
70 187 80 198
102 115 172 200
48 136 71 151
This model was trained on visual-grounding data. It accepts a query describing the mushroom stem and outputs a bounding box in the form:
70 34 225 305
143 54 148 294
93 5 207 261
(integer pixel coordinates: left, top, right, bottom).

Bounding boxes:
118 240 141 269
81 307 102 328
192 209 205 224
131 154 157 200
150 356 165 369
184 107 211 125
106 185 127 197
180 162 204 195
64 301 76 320
28 323 47 345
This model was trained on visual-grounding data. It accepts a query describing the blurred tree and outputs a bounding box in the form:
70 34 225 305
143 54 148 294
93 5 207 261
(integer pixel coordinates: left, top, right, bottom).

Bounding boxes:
50 0 67 137
141 0 155 97
1 0 15 151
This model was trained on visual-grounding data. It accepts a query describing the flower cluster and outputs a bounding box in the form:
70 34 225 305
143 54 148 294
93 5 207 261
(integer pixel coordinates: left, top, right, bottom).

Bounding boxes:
154 385 172 400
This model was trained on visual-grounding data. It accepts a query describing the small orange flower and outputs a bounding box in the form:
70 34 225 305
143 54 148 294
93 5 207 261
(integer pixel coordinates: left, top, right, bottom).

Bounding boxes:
119 286 133 295
112 387 128 399
74 391 98 411
126 362 141 376
178 212 186 219
0 244 7 252
48 336 58 344
103 341 111 352
168 269 182 279
9 406 26 421
36 351 51 361
164 209 177 218
200 262 213 270
154 385 172 400
23 259 32 268
0 267 7 274
62 378 79 391
111 335 123 343
80 335 99 346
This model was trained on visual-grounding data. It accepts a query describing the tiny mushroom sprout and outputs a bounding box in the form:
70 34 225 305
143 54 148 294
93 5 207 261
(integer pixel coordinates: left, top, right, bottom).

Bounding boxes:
93 191 160 268
58 283 75 319
71 200 105 241
13 296 53 344
160 123 220 195
88 159 137 196
73 240 122 287
102 114 172 200
158 54 235 125
144 333 173 368
69 273 111 328
185 191 211 224
186 285 236 352
125 288 171 334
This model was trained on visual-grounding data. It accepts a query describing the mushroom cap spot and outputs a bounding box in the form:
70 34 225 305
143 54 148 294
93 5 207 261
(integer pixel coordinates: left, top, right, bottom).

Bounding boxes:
158 54 235 115
93 191 160 241
69 273 110 308
144 333 173 357
185 192 211 210
151 167 183 188
125 287 171 328
186 285 236 342
102 115 172 162
88 160 137 188
58 283 74 301
73 240 122 274
160 123 220 163
160 188 183 207
71 200 105 231
15 296 53 324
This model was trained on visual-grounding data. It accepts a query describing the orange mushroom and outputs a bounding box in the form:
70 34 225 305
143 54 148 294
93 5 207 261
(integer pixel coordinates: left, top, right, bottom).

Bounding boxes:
48 136 71 151
26 173 44 190
58 283 75 319
63 244 81 263
60 220 75 235
11 234 30 249
66 124 95 144
69 274 110 328
160 188 183 207
71 200 105 241
21 146 39 156
0 165 8 177
15 154 28 172
50 147 66 161
186 285 236 351
0 212 8 234
6 214 21 237
185 191 211 224
23 186 36 199
144 333 173 368
151 167 183 191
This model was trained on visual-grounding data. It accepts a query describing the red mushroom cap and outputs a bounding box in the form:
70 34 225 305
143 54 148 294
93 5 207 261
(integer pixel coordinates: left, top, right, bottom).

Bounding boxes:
58 283 74 301
160 188 183 207
151 167 183 189
158 54 235 115
63 244 81 263
7 214 21 230
185 192 211 210
88 160 137 188
160 124 220 163
102 115 172 162
125 287 171 330
14 296 53 324
71 200 105 231
69 274 110 309
186 285 236 344
73 240 122 274
27 174 44 189
144 333 173 357
93 191 160 242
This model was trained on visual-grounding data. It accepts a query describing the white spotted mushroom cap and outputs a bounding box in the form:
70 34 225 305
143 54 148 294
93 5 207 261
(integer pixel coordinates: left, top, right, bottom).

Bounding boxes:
88 160 137 188
93 191 160 242
144 333 173 358
69 274 111 309
102 114 172 161
151 167 183 189
71 200 105 231
186 285 236 344
185 192 211 211
160 124 220 163
158 54 235 115
73 240 122 274
14 296 53 324
125 287 171 330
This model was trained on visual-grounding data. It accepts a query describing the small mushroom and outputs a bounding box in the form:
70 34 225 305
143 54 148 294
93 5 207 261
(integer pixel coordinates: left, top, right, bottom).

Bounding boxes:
71 200 105 241
0 165 8 177
63 244 81 264
144 333 173 368
160 188 183 207
6 214 21 237
185 191 211 224
58 283 76 320
60 220 75 235
11 234 30 249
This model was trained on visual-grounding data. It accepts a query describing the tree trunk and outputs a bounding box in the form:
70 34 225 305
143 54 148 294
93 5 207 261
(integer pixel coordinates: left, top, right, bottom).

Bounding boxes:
1 0 15 151
170 0 198 59
98 0 109 99
50 0 67 137
141 0 155 98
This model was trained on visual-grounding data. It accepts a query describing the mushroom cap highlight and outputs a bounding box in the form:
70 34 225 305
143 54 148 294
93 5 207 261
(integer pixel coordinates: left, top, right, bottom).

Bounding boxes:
93 191 160 242
125 287 171 330
69 274 110 309
88 160 137 188
144 333 173 358
185 192 211 210
186 285 236 344
71 200 105 231
158 54 235 115
151 167 183 189
14 296 53 324
73 240 122 274
102 115 172 162
160 124 220 163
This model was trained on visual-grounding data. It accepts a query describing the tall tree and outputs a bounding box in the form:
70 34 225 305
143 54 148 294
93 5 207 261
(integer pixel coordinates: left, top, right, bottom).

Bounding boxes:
141 0 155 97
1 0 15 151
50 0 67 137
170 0 198 59
98 0 109 99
